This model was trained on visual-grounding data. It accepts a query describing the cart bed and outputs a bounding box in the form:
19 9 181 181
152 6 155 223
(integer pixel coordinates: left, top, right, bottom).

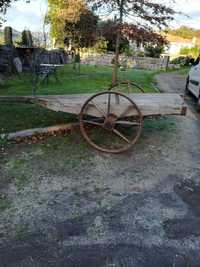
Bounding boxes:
35 93 187 117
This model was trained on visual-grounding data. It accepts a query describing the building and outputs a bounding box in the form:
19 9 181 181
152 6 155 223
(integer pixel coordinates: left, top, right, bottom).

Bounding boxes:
164 34 198 58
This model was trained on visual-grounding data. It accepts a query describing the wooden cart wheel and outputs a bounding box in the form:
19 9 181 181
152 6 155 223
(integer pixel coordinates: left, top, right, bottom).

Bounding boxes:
79 91 143 154
108 80 145 94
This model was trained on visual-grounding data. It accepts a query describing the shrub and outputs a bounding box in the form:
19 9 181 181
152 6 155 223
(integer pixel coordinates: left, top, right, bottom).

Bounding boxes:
144 45 164 58
170 56 194 66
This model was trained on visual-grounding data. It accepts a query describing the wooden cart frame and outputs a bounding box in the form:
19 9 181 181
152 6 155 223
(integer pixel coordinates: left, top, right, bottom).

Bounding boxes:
34 81 187 154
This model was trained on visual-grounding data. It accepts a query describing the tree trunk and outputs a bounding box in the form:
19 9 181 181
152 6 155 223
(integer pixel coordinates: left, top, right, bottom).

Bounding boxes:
112 0 124 85
112 31 120 84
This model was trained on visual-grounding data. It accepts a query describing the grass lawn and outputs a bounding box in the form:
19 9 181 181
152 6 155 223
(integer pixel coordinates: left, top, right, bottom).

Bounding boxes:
1 64 157 96
0 64 159 134
175 66 190 76
166 66 190 76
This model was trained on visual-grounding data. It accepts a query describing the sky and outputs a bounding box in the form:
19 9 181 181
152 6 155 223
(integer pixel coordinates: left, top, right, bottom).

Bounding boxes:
2 0 200 32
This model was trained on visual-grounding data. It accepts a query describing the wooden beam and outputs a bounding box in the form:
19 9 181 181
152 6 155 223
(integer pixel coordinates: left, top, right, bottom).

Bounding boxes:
0 123 76 141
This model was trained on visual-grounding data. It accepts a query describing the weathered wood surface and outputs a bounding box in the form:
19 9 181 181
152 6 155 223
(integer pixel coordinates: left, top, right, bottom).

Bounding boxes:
0 93 187 117
35 93 187 117
0 123 76 141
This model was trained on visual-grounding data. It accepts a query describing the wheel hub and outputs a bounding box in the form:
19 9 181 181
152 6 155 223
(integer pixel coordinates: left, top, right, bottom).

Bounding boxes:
103 114 117 131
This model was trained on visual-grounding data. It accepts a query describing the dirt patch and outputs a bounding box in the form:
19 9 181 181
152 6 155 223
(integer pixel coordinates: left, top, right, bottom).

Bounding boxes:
164 179 200 239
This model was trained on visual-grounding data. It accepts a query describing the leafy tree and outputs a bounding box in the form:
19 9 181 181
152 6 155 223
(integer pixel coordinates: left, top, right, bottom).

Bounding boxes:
47 0 98 49
0 0 12 13
122 23 167 47
99 20 129 52
64 6 98 49
0 0 12 27
87 0 176 83
0 0 31 27
47 0 98 74
99 19 168 55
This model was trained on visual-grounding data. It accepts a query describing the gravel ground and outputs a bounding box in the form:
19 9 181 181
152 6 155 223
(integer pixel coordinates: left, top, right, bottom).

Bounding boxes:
0 73 200 267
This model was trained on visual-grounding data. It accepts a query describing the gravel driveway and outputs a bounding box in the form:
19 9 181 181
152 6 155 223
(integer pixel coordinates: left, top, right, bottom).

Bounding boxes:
0 73 200 267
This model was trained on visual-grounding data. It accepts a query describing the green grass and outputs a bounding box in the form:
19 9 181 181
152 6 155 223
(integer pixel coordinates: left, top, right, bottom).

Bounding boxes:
0 196 11 212
175 67 190 76
1 64 157 95
0 64 158 133
144 117 176 132
166 66 190 76
0 103 76 133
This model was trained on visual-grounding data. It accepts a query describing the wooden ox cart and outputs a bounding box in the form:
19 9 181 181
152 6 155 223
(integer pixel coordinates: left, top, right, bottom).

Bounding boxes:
32 81 187 153
1 81 187 153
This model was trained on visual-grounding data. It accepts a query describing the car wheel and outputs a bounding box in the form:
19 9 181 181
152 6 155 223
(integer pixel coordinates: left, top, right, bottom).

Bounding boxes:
185 76 190 96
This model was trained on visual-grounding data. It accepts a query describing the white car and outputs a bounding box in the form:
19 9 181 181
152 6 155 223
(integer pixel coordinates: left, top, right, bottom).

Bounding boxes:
185 59 200 105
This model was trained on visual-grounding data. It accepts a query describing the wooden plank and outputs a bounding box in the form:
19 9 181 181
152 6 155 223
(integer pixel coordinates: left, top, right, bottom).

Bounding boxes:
0 93 187 117
0 123 76 140
36 93 187 117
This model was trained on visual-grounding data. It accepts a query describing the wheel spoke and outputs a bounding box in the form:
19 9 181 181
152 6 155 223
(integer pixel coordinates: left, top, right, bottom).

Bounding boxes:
107 93 111 115
82 120 103 127
79 90 143 153
115 120 140 126
119 105 132 118
91 100 106 117
113 129 131 144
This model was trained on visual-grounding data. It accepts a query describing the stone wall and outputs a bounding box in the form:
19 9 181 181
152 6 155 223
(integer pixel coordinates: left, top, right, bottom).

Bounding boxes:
0 45 14 73
0 45 69 74
0 26 69 74
81 53 179 70
37 49 68 65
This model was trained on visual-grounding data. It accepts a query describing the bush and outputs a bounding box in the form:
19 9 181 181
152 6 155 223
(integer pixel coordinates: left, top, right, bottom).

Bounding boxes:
93 37 108 54
144 45 164 58
170 56 194 66
180 45 200 58
122 46 135 57
136 51 145 57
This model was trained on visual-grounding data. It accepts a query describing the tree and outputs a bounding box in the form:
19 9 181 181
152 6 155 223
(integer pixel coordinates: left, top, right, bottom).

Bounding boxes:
0 0 31 27
0 0 12 13
99 20 129 52
0 0 12 27
47 0 98 48
64 6 98 49
87 0 176 84
122 23 167 48
99 20 167 54
48 0 98 73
